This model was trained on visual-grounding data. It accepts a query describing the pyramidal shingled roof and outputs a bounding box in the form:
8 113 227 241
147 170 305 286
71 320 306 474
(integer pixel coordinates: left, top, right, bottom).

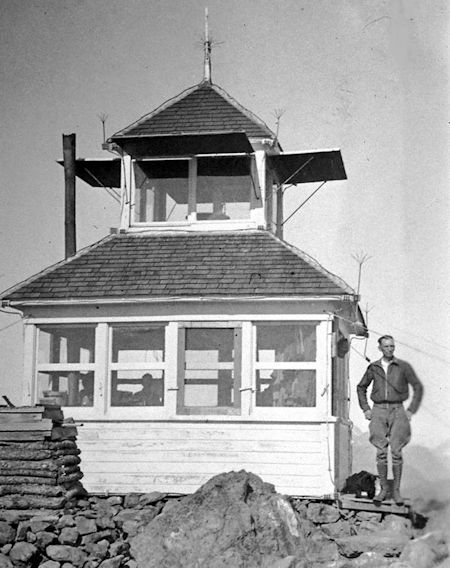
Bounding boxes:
110 81 275 140
1 231 355 303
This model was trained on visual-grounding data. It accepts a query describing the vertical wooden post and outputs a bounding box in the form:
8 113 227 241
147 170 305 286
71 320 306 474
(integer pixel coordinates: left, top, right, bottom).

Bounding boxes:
188 158 197 222
276 184 284 239
266 172 273 232
63 133 76 258
120 154 133 230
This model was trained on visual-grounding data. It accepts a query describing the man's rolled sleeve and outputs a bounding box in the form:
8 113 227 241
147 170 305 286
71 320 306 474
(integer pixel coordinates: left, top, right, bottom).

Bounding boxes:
405 363 424 414
357 369 372 412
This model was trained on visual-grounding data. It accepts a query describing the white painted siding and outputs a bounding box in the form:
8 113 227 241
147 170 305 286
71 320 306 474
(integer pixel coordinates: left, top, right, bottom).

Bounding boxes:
77 421 336 496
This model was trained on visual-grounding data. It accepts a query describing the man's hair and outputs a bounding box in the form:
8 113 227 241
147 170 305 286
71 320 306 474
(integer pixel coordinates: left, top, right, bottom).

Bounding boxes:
378 335 394 345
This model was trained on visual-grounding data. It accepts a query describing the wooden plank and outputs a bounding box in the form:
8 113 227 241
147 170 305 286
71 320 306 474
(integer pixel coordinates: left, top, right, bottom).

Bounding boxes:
78 438 321 453
0 448 53 461
0 476 57 485
79 448 323 465
81 460 323 477
80 421 321 432
0 441 48 449
0 485 64 497
0 419 53 432
79 426 322 443
0 432 48 442
0 407 45 414
0 413 44 424
82 471 322 496
339 497 409 515
0 468 58 479
0 460 58 472
0 495 65 510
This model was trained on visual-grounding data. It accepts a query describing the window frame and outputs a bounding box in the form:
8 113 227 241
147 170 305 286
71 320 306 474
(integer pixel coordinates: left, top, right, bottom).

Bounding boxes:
176 322 242 416
35 324 97 410
130 155 258 226
108 323 167 409
28 316 332 421
251 320 330 420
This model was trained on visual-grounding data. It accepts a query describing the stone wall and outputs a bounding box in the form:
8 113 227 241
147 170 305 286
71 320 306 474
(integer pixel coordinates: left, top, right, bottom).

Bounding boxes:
0 480 447 568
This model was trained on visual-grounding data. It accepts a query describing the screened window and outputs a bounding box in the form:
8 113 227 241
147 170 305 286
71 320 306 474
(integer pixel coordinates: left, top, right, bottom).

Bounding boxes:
37 325 96 407
178 325 241 414
132 156 257 224
196 157 252 221
134 160 189 223
110 324 166 407
255 322 318 407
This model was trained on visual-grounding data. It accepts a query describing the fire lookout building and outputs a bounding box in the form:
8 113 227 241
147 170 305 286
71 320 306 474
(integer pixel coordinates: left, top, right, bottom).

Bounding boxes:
1 75 365 497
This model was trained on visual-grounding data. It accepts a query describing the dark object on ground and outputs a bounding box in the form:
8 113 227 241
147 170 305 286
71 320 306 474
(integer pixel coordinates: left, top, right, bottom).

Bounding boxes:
342 470 378 499
2 396 15 408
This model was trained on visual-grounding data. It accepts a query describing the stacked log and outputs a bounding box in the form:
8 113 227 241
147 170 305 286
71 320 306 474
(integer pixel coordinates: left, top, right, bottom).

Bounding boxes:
0 406 86 510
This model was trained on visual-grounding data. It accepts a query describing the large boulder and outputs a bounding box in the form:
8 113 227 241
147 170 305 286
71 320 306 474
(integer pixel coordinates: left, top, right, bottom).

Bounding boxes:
399 531 449 568
131 470 322 568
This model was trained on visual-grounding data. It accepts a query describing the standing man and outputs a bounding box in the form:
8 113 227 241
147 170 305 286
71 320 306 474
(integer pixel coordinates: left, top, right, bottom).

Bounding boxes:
357 335 423 505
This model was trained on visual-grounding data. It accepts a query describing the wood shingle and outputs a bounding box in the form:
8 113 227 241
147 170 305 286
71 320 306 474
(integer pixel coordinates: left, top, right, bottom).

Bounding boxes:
2 231 355 303
110 82 275 140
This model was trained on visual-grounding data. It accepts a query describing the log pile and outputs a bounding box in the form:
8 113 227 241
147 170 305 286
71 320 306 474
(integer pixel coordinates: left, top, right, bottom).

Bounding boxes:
0 406 86 510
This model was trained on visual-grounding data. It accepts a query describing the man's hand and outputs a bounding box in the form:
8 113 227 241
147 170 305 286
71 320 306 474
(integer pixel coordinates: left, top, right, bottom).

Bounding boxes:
364 409 372 421
406 410 413 421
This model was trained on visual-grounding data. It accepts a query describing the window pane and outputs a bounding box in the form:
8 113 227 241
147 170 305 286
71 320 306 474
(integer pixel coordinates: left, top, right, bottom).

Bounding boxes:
256 323 317 362
111 370 164 406
256 370 316 407
37 371 94 407
38 325 95 364
196 157 251 220
134 161 189 222
184 328 235 407
111 325 165 364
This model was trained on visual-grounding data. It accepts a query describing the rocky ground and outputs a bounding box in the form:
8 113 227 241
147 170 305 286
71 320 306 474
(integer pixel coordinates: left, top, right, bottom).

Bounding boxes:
0 470 448 568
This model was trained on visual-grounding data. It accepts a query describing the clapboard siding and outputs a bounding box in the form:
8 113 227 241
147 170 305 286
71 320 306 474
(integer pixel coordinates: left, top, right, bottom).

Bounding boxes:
78 440 320 453
79 422 322 441
80 449 323 465
77 421 335 496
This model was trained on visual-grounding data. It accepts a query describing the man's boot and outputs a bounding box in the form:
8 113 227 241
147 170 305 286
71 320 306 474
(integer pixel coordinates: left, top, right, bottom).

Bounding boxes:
392 464 404 505
373 462 388 504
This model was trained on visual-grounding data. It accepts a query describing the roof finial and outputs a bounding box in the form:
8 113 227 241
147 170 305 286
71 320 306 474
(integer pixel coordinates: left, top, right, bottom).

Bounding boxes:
203 7 212 83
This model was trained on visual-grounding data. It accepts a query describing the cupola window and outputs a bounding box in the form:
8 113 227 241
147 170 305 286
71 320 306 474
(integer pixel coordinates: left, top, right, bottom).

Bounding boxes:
134 160 189 223
131 155 257 224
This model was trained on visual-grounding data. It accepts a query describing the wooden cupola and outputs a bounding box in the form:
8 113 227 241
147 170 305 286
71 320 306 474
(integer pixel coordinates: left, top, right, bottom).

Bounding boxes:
66 17 347 238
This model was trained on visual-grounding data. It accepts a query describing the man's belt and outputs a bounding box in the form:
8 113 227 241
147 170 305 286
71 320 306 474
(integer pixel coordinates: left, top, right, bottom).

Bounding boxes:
373 401 403 408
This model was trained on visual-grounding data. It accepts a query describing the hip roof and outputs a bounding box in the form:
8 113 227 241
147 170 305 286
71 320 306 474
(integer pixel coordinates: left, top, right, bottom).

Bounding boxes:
110 82 275 140
1 231 355 303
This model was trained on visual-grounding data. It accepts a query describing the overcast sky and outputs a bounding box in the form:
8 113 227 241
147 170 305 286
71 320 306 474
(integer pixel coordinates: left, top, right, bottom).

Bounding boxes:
0 0 449 449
